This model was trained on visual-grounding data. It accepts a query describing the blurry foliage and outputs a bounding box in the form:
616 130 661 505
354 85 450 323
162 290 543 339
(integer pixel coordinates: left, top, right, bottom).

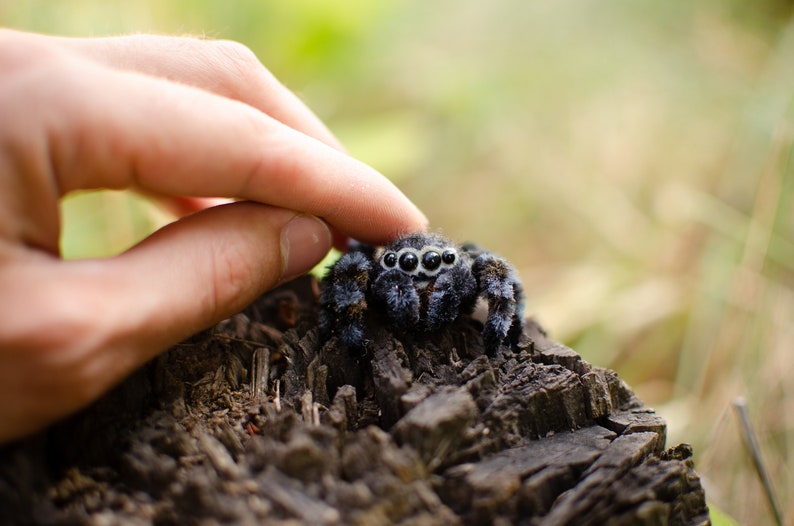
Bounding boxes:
2 1 793 523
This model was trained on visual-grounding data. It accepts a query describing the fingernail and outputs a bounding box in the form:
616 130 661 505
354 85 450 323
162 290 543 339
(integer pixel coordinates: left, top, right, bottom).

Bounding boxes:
280 214 332 282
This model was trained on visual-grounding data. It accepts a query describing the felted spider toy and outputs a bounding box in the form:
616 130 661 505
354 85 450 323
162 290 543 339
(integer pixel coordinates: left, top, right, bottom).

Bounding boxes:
319 232 524 355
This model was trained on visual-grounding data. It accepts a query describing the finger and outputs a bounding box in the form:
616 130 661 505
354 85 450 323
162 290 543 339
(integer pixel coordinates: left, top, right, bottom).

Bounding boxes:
50 33 359 248
9 52 426 245
102 202 332 347
10 30 357 244
145 195 352 251
14 30 345 151
0 202 330 442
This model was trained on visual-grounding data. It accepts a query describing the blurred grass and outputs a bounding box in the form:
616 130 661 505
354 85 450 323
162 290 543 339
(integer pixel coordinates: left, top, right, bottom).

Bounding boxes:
2 1 793 523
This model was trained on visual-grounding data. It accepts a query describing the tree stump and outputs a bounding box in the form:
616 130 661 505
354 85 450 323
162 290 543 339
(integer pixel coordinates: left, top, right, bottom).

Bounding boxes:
0 276 710 525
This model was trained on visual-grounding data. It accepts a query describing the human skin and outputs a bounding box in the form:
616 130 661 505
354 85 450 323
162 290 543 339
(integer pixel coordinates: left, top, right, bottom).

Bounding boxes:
0 29 427 444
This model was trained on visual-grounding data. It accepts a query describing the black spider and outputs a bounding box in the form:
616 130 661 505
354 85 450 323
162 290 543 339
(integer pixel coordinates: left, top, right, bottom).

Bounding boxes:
319 232 524 355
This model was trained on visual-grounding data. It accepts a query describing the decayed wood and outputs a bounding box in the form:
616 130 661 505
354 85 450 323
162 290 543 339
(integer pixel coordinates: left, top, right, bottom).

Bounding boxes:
0 276 709 525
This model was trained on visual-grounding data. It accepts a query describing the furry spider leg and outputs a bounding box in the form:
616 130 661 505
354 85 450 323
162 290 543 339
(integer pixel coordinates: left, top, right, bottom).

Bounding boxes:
319 251 373 348
425 264 478 331
472 253 525 355
372 269 421 331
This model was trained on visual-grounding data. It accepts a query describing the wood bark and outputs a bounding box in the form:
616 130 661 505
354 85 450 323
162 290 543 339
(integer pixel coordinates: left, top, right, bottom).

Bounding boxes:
0 276 710 525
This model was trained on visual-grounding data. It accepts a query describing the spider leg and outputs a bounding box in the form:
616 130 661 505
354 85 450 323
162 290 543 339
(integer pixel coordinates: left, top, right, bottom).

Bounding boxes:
473 253 525 355
425 265 478 331
372 269 420 331
319 251 373 348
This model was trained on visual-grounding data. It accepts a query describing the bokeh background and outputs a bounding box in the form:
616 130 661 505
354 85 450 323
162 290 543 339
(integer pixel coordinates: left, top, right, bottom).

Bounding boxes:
2 1 792 524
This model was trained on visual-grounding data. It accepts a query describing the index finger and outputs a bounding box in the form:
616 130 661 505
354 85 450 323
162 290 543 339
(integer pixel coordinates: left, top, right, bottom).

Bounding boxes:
15 50 427 245
29 31 347 152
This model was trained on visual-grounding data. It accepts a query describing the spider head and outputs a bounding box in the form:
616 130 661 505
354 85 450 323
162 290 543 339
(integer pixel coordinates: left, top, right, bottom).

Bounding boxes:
377 233 461 282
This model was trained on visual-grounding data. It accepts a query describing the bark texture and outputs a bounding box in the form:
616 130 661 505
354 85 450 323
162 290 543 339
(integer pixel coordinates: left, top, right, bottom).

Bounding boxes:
0 276 709 525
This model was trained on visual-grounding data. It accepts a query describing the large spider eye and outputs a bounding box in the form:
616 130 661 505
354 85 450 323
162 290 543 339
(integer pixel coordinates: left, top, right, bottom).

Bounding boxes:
399 252 419 272
422 251 441 270
383 252 397 268
442 250 456 264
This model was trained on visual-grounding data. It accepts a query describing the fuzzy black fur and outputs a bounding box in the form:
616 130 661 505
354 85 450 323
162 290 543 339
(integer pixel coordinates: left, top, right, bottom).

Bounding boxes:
319 232 524 355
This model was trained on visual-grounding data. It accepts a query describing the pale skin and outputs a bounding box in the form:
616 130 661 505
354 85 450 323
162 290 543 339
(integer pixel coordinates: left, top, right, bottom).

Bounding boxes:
0 29 427 444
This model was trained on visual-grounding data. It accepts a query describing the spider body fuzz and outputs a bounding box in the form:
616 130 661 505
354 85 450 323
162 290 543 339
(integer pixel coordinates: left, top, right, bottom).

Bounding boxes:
319 232 524 355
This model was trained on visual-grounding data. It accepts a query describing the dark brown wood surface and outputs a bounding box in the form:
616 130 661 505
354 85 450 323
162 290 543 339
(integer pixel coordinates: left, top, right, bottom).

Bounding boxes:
0 276 709 525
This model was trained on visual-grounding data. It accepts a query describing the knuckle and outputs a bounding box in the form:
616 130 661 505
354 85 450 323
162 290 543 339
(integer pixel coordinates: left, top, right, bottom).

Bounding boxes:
204 39 276 99
0 37 50 115
210 39 263 77
0 29 37 62
209 39 260 67
0 30 65 79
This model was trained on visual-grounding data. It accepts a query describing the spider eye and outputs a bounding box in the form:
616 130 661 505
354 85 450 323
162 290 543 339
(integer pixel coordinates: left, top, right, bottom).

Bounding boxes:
422 251 441 270
383 252 397 267
399 252 419 272
442 250 456 264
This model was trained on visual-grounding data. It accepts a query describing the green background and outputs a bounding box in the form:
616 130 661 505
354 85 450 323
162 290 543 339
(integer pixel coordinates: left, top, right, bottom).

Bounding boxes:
3 2 792 523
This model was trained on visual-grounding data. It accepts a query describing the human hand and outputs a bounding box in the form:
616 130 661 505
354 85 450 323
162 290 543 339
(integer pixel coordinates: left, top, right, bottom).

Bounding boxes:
0 29 427 444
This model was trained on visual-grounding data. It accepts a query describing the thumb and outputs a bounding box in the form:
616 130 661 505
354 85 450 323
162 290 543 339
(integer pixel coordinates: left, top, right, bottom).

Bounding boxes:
104 201 332 353
0 202 331 442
